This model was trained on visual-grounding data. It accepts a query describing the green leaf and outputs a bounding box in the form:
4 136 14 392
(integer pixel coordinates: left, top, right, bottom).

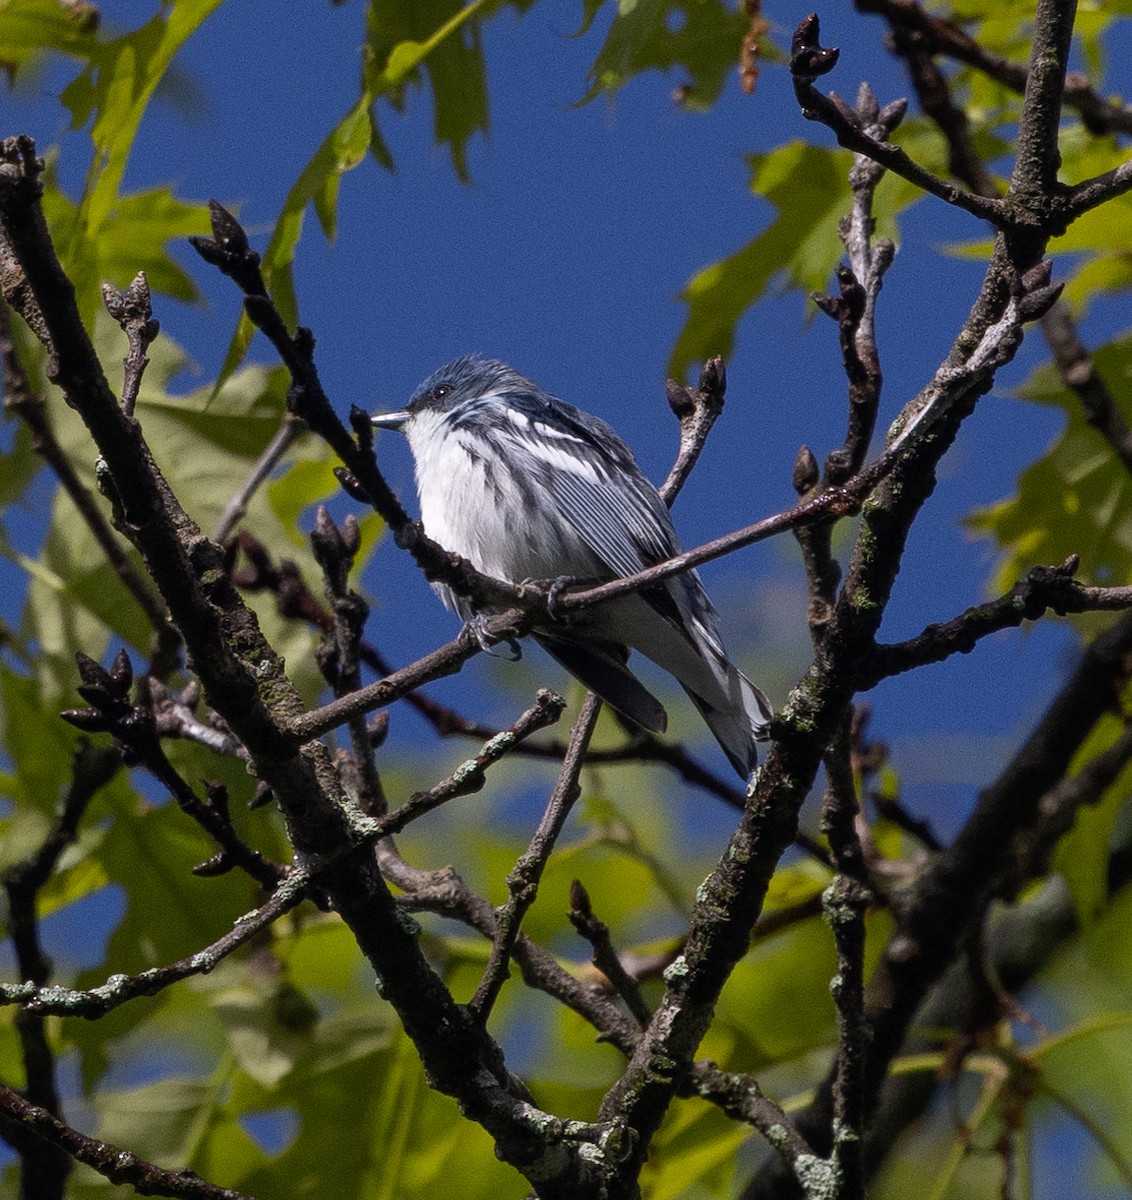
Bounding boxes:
42 177 211 307
669 141 855 379
0 420 40 512
581 0 750 110
643 1099 749 1200
0 665 87 823
0 0 98 75
216 0 516 386
364 0 494 182
57 0 224 324
87 1071 260 1177
66 798 266 1089
968 333 1132 598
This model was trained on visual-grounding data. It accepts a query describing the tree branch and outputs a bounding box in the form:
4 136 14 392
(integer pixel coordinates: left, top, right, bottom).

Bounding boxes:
470 692 603 1022
1042 304 1132 476
0 871 310 1018
567 879 654 1029
212 414 305 544
860 557 1132 688
660 356 727 502
746 604 1132 1199
789 15 1011 229
0 1080 260 1200
857 0 1132 136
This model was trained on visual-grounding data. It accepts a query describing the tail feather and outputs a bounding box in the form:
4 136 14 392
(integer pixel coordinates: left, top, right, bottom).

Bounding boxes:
683 662 772 778
534 632 668 733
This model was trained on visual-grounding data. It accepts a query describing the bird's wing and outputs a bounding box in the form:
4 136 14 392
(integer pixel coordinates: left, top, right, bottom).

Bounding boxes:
499 402 678 580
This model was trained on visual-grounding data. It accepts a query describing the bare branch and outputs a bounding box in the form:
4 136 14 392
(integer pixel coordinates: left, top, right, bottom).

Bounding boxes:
660 356 727 502
1 872 310 1018
0 1080 260 1200
212 414 305 544
1042 305 1132 476
470 692 603 1022
1009 0 1083 204
861 557 1132 688
1063 157 1132 224
286 623 490 743
568 879 654 1029
370 690 568 837
61 649 287 889
691 1064 818 1168
855 0 1132 137
789 15 1010 229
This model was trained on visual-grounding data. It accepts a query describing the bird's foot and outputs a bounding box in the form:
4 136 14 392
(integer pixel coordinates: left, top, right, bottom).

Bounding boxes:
518 575 575 620
467 613 522 661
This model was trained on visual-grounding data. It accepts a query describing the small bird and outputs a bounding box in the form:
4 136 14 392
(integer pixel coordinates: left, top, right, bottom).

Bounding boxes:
371 355 772 777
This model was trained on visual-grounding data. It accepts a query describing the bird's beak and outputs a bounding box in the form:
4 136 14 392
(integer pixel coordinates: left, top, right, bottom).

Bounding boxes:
370 410 410 431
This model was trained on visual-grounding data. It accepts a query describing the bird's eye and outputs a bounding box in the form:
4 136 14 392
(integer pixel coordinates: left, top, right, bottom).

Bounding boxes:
433 385 451 402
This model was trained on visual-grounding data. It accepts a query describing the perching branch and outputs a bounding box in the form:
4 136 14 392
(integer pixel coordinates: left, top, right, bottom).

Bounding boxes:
0 135 607 1197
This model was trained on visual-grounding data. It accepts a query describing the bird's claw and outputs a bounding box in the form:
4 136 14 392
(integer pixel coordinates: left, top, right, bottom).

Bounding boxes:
467 614 522 661
518 575 574 621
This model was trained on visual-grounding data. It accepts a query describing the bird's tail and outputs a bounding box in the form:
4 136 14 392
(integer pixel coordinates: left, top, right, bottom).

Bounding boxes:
682 657 773 780
534 631 669 734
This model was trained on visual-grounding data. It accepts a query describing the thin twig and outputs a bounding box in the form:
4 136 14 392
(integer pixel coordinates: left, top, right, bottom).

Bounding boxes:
1042 304 1132 477
0 1081 260 1200
860 557 1132 688
691 1063 818 1165
61 649 286 890
369 690 568 837
310 505 387 815
101 271 159 418
212 415 304 544
470 692 604 1023
856 0 1132 137
660 357 727 503
820 719 871 1200
0 872 310 1018
790 15 1010 230
568 879 654 1028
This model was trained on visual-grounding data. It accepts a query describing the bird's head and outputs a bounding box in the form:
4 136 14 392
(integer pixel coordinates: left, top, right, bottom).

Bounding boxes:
371 355 523 431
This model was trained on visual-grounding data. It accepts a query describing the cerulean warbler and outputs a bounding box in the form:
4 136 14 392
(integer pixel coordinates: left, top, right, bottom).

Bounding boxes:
371 355 772 777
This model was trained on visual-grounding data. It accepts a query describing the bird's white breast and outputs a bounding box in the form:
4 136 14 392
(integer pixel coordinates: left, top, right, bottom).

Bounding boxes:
404 408 602 596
